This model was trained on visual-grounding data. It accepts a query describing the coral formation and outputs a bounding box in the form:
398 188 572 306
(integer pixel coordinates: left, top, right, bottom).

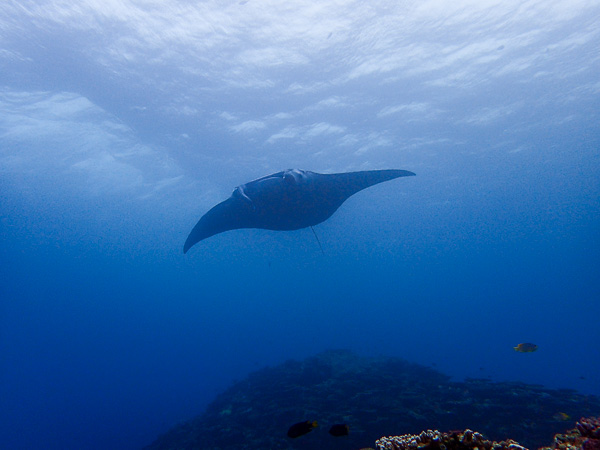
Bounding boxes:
375 419 600 450
144 351 600 450
540 416 600 450
375 429 526 450
578 417 600 440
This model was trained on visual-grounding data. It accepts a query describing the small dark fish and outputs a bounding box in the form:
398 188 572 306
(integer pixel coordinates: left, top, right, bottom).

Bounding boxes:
287 420 318 438
514 343 538 353
329 424 349 437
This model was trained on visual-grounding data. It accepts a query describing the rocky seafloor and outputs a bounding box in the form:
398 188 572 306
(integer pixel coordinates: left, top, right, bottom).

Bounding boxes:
144 350 600 450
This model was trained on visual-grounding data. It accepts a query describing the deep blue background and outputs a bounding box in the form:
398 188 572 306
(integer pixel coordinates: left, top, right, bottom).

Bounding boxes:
1 1 599 449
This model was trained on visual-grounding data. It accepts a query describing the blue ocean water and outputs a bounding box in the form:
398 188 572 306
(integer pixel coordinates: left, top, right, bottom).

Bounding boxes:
1 1 599 449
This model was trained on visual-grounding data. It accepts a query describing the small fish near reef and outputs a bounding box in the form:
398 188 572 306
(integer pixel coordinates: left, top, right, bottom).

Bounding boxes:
514 343 538 353
553 412 571 421
329 424 350 436
287 420 318 438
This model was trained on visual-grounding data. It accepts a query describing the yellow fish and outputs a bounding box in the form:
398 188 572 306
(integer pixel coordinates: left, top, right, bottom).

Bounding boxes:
514 343 538 353
553 412 570 421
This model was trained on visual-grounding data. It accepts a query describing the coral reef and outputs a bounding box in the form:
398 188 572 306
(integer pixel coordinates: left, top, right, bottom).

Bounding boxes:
578 417 600 440
540 416 600 450
374 419 600 450
144 351 600 450
375 429 526 450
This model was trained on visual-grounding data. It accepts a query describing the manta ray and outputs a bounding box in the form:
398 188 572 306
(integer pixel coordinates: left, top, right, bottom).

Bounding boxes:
183 168 415 253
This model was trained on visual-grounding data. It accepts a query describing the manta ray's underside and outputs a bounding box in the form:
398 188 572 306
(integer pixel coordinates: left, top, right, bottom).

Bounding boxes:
183 168 415 253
